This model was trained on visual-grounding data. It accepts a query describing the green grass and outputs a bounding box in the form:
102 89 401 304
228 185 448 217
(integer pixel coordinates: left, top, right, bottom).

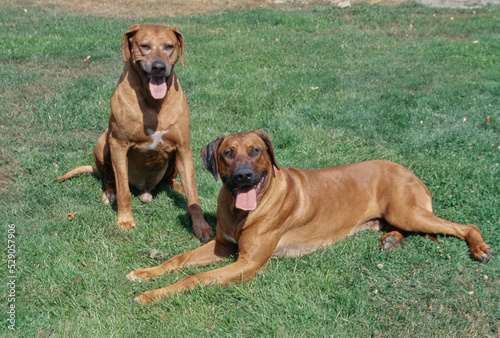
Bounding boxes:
1 1 499 336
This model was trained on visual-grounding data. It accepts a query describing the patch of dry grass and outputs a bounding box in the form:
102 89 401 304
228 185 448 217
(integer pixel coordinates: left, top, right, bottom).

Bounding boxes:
16 0 315 17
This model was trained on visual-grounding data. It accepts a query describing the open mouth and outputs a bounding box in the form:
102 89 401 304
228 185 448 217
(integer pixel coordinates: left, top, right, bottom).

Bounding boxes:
139 66 168 100
147 74 167 100
233 174 266 211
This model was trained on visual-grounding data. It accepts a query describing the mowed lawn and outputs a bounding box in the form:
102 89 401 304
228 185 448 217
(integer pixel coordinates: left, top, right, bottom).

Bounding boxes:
0 1 499 336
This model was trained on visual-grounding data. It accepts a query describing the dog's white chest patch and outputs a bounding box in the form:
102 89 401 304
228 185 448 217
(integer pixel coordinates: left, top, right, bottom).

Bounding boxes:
143 129 169 150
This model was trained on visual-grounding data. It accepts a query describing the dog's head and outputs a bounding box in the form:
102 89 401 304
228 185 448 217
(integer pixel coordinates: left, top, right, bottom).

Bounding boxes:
201 130 280 211
121 24 185 100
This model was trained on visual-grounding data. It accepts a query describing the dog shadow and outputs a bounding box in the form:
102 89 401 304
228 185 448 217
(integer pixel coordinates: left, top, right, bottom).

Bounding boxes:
101 178 217 237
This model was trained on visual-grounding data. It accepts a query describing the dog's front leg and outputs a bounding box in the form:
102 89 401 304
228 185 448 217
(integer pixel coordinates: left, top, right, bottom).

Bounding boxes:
133 257 263 305
175 146 213 241
109 138 135 230
131 232 280 304
127 239 235 282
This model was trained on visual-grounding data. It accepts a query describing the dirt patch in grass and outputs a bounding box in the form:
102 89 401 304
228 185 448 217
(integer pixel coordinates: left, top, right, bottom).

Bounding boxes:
21 0 320 17
20 0 414 18
19 0 500 18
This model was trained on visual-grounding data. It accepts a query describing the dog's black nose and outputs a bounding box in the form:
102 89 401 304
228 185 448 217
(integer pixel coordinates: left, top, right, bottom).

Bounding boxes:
233 167 254 185
151 61 166 75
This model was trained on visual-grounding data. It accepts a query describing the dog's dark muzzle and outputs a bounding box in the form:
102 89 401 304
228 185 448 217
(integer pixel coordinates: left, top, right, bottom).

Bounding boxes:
151 61 168 77
224 166 266 197
232 167 255 186
137 60 171 100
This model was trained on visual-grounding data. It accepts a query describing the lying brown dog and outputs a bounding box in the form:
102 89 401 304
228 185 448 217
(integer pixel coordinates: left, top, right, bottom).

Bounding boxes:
127 130 492 304
56 24 213 242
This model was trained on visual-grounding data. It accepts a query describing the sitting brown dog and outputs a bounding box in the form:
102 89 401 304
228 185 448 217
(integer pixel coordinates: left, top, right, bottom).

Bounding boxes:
56 24 213 242
127 130 492 304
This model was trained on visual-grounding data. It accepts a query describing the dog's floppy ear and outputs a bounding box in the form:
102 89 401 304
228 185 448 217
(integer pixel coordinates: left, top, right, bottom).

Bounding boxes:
172 27 185 68
254 130 280 170
200 136 224 181
121 24 141 63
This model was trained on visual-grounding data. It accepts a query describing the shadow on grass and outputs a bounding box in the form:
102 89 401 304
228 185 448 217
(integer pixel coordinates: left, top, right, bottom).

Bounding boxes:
91 176 218 238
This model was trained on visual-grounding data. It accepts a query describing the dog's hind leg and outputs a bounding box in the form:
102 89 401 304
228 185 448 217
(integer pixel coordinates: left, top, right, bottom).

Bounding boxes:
162 155 185 195
101 185 116 205
379 230 405 252
385 207 492 262
93 129 117 205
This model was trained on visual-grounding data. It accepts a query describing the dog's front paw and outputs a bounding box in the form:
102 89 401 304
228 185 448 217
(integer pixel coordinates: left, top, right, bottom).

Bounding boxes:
126 269 152 282
194 221 214 243
118 221 136 231
118 217 136 231
126 271 149 282
133 292 155 305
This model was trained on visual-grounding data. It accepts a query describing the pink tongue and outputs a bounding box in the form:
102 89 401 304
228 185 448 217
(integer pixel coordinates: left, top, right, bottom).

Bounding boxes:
235 186 257 211
149 76 167 100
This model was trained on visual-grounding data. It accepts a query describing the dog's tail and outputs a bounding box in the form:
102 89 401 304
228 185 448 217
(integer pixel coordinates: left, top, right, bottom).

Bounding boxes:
54 165 100 182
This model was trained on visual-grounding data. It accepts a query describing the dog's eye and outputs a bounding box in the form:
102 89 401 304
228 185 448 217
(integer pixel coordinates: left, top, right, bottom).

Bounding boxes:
223 149 234 159
250 148 262 157
164 45 174 51
140 45 151 51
